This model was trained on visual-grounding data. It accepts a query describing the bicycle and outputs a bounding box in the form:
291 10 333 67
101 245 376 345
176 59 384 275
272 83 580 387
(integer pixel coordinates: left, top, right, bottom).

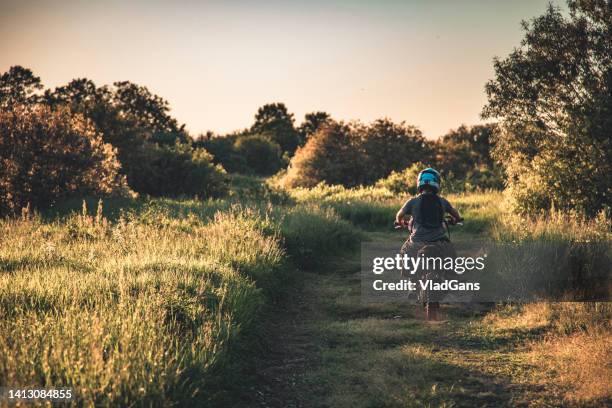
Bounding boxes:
394 215 463 320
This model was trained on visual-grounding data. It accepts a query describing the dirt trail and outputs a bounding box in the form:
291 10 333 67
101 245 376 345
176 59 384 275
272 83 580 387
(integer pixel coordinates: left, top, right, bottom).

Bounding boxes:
246 233 567 408
244 271 325 408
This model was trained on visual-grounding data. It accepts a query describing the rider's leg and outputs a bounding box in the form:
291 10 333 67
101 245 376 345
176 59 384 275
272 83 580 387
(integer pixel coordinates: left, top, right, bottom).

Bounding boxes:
427 302 439 320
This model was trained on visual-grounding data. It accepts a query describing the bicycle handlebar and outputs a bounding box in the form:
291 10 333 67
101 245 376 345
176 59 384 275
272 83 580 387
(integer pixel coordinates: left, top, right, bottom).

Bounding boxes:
393 217 464 229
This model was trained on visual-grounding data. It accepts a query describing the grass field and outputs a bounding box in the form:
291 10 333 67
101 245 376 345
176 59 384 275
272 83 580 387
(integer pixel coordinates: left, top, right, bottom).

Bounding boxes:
0 185 610 406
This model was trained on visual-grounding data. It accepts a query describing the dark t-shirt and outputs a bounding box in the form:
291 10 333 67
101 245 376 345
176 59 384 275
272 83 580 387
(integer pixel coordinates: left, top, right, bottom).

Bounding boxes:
398 193 455 242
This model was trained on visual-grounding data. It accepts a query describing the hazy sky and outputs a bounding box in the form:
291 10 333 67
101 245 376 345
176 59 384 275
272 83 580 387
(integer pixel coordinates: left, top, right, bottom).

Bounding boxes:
1 0 563 138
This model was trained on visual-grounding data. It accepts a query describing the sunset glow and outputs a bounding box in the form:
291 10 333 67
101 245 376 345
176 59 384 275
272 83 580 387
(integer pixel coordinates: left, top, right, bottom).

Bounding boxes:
1 0 563 138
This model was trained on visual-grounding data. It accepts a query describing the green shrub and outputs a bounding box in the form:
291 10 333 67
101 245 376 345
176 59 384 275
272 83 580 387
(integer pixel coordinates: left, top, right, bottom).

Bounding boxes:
127 143 228 198
233 134 284 176
282 122 364 188
228 174 291 205
196 132 247 174
0 105 130 215
463 166 504 191
374 162 424 195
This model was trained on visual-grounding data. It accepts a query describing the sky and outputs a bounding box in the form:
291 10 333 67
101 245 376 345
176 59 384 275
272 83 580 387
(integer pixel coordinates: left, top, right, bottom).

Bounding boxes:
1 0 564 139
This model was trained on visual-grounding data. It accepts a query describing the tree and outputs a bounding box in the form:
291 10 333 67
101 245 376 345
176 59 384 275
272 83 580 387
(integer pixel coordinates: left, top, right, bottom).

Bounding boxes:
113 81 187 142
46 78 188 145
359 118 430 184
44 79 133 148
195 130 250 173
434 124 499 180
0 66 43 108
251 103 300 155
233 134 284 176
0 105 129 214
482 0 611 215
282 122 364 188
298 111 332 144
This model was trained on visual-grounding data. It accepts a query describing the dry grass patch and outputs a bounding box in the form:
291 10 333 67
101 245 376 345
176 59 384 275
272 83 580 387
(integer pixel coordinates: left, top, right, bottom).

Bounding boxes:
529 329 611 404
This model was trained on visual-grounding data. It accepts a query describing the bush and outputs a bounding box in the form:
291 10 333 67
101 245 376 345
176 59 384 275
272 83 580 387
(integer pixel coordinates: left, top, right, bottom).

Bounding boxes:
233 134 284 176
196 132 247 174
127 143 228 198
228 174 291 205
375 162 425 195
282 122 364 188
463 165 504 192
433 124 499 180
0 105 129 215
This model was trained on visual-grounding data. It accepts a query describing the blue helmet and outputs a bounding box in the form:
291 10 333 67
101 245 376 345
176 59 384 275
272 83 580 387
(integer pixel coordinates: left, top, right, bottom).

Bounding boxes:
417 168 441 193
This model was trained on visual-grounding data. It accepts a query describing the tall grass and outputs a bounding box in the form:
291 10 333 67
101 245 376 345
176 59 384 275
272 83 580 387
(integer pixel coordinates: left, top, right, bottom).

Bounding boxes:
289 183 505 233
278 205 363 269
0 197 362 405
0 210 270 405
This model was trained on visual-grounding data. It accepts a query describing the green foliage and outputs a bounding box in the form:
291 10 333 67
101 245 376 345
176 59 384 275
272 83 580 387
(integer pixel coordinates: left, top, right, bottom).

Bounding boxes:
0 66 43 108
282 122 364 188
279 205 363 269
233 134 284 175
434 124 502 182
228 174 291 204
251 103 300 155
43 78 199 197
0 105 130 215
196 132 246 173
375 162 425 195
482 1 612 216
126 143 228 198
463 165 505 192
112 81 186 137
298 111 331 145
358 118 430 184
0 69 221 200
283 119 430 188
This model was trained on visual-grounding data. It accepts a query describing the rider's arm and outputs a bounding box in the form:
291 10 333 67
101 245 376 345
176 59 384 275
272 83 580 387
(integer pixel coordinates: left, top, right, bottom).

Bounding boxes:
395 199 413 225
442 197 462 223
447 205 463 223
395 208 407 224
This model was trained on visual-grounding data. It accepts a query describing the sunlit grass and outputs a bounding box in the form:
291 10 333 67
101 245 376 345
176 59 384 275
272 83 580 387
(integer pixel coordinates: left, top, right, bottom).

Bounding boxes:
0 198 362 406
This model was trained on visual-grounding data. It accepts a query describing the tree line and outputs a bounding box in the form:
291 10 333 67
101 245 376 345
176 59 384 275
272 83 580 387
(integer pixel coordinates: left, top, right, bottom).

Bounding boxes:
0 65 499 215
0 0 609 217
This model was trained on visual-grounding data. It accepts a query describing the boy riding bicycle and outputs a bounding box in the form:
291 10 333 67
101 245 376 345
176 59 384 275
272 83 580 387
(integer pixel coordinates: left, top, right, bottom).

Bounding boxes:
395 168 463 320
